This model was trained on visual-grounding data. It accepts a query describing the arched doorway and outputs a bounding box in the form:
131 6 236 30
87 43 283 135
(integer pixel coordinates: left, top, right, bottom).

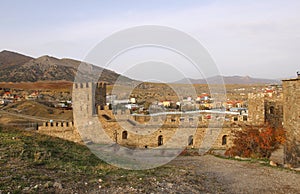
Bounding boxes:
222 135 227 145
122 131 128 139
269 106 275 114
158 135 163 146
188 135 193 146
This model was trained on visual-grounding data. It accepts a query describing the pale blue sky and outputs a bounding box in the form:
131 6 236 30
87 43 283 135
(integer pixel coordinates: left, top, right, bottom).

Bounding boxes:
1 0 300 80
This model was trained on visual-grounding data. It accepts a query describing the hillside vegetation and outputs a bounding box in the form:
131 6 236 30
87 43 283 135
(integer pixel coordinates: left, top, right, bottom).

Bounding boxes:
0 127 195 193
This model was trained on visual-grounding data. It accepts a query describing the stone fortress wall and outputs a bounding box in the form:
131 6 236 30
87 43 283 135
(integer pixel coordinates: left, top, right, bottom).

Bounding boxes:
264 95 283 129
38 82 245 150
282 77 300 167
38 121 81 143
37 80 297 161
97 106 243 149
247 93 265 126
248 92 284 128
38 82 107 143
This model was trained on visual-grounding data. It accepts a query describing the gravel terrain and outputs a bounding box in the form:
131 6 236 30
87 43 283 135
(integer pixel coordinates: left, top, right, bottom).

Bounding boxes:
168 155 300 194
87 155 300 194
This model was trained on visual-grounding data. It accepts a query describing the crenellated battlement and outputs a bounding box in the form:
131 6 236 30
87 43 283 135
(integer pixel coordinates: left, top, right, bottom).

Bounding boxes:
96 82 107 89
38 121 81 143
73 82 92 89
42 121 74 128
73 82 107 89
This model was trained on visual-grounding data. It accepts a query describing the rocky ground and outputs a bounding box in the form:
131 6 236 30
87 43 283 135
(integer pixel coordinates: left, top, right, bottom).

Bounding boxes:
93 155 300 194
1 127 299 194
169 155 300 194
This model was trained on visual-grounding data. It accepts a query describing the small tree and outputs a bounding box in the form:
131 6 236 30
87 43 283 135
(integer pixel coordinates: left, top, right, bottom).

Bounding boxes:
225 124 285 158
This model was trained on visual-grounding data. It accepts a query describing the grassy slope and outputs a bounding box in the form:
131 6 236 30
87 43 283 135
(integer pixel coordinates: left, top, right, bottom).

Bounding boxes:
0 126 175 193
2 100 73 121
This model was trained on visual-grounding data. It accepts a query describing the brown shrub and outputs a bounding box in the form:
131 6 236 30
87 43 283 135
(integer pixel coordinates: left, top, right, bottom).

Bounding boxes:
225 124 285 158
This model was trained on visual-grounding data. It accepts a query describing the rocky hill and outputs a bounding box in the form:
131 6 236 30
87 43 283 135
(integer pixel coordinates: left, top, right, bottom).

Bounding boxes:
0 50 282 85
0 50 132 84
0 50 33 70
176 75 281 85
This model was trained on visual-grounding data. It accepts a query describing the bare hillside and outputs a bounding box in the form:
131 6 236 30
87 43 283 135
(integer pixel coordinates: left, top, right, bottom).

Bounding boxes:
0 50 132 84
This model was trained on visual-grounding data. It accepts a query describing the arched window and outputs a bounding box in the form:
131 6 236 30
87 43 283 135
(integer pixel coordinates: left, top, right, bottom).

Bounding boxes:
158 135 163 146
222 135 227 145
269 106 275 114
122 131 128 139
188 135 193 146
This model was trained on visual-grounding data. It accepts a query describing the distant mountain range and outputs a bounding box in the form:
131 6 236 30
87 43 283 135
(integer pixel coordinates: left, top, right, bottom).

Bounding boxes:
0 50 281 85
0 50 132 84
175 75 281 85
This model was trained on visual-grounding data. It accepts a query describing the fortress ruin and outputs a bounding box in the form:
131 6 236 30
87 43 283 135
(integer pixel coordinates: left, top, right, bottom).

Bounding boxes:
37 79 299 166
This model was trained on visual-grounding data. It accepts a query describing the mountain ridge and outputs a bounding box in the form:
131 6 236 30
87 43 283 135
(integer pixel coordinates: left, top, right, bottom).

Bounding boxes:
0 50 132 84
0 50 282 84
174 75 281 85
0 50 33 69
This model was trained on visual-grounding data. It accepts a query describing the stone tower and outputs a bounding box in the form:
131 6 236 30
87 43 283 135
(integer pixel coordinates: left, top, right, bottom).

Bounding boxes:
264 95 283 129
72 82 107 120
72 82 95 120
95 82 107 111
72 82 109 143
282 77 300 167
247 93 265 125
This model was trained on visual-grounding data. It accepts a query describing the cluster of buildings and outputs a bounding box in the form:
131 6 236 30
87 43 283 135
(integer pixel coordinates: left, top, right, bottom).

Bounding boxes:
0 89 40 105
107 92 249 116
0 88 72 110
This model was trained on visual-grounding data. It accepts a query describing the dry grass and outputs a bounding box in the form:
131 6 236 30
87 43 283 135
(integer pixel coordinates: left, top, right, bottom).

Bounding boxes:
0 81 72 91
0 126 190 193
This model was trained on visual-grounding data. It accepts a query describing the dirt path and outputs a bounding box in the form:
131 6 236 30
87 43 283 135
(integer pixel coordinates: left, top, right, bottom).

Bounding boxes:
170 155 300 194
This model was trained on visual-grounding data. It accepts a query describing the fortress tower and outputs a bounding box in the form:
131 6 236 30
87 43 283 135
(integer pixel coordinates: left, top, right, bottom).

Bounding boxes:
283 77 300 167
247 93 265 125
72 82 106 118
95 82 107 111
72 82 109 143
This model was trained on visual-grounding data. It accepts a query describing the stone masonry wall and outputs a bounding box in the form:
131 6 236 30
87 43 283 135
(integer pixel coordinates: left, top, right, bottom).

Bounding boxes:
247 93 265 126
40 82 277 151
283 78 300 167
264 98 283 129
97 108 240 150
38 121 82 143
